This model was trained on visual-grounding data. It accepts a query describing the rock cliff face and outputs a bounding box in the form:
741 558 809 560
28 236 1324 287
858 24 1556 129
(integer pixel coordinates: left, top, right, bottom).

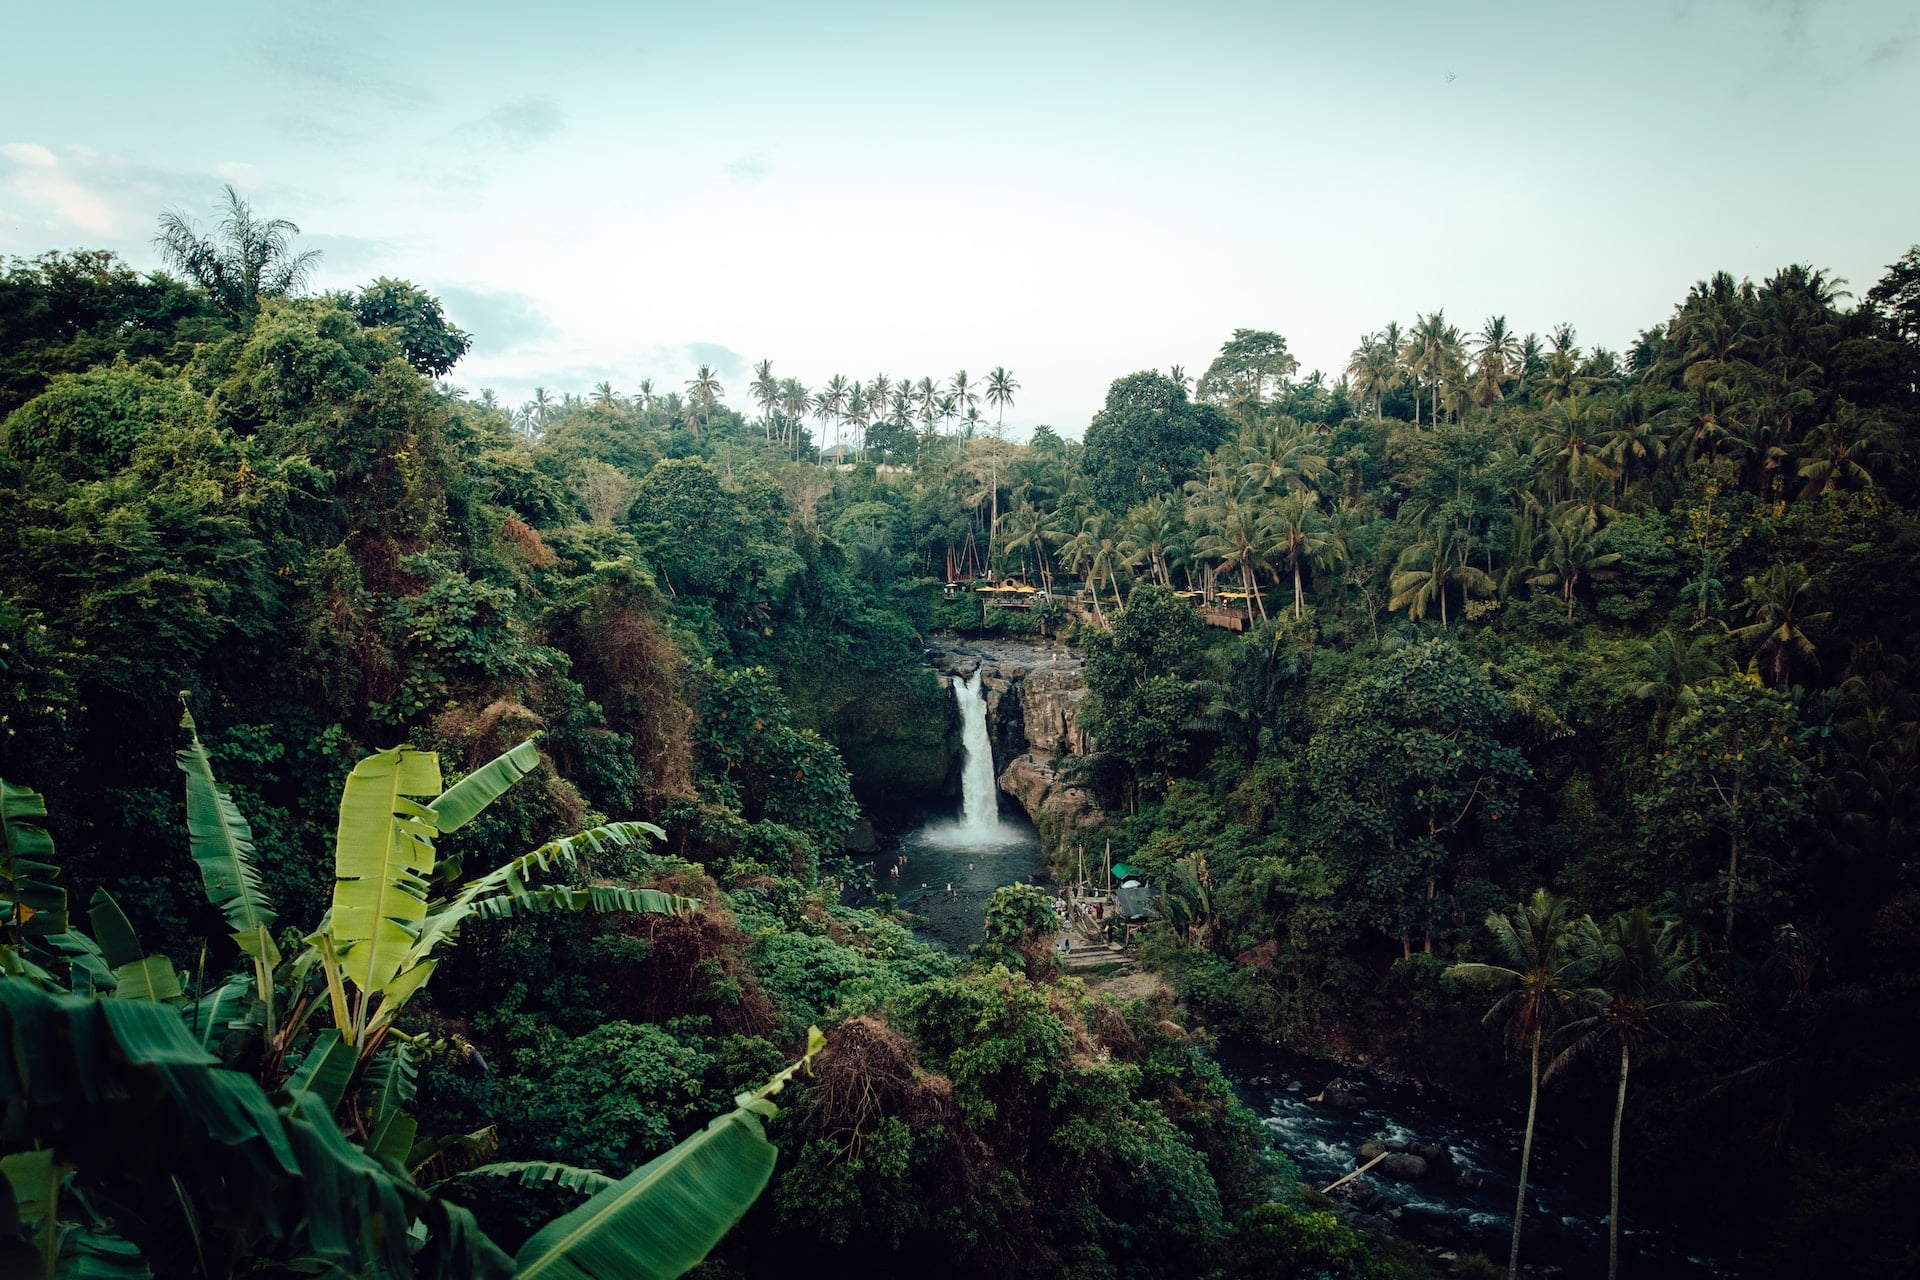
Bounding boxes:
926 638 1116 858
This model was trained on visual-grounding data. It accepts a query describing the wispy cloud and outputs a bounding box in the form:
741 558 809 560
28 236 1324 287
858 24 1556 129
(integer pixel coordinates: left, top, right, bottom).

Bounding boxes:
0 143 197 239
468 97 566 148
438 285 555 352
724 154 770 183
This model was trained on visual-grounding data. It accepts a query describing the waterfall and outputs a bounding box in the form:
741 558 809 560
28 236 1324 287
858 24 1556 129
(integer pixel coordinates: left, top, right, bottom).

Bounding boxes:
953 670 1005 837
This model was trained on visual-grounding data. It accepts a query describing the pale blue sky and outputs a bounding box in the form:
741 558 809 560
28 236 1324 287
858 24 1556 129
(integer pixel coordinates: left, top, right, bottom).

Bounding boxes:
3 1 1914 433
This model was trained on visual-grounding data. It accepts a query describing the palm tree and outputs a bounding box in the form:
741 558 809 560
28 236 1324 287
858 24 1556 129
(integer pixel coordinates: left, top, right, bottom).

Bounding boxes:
915 377 940 438
750 360 779 440
1061 514 1127 622
1600 390 1673 488
1546 909 1712 1280
778 377 811 451
1000 499 1063 593
685 365 724 437
1470 315 1523 410
1389 526 1494 627
1237 421 1331 496
1627 629 1726 741
635 378 656 412
816 374 850 458
950 370 979 425
154 185 321 316
1167 365 1191 395
1345 332 1401 419
1796 401 1885 497
1192 493 1271 624
1265 492 1340 618
986 367 1019 436
1528 513 1624 619
1407 311 1462 426
1119 495 1184 587
1730 562 1831 686
1446 891 1598 1280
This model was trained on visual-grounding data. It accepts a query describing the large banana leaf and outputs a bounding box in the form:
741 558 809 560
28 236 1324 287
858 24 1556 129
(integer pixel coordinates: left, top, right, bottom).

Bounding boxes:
0 980 515 1280
452 1162 617 1197
400 821 669 979
1 778 88 989
513 1027 823 1280
174 707 276 937
86 891 180 1002
329 747 442 995
427 739 540 833
469 886 702 921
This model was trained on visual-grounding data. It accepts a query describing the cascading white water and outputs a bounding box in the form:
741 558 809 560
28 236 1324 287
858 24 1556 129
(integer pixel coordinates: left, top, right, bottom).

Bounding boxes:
953 670 1002 834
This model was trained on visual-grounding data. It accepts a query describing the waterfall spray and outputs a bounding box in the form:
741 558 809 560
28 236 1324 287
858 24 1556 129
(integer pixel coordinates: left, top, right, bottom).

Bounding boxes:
954 670 1000 833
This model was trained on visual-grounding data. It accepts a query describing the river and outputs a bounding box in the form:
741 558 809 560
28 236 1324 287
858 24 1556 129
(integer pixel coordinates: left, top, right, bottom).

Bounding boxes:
1214 1042 1735 1277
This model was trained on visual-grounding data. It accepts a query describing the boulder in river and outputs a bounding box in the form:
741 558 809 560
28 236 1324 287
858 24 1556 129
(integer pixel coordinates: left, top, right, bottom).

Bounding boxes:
1411 1141 1446 1165
1375 1152 1429 1181
1454 1169 1485 1191
1321 1078 1366 1108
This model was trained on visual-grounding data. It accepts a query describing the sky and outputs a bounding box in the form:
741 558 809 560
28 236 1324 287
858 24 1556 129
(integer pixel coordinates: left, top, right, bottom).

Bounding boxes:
2 0 1916 436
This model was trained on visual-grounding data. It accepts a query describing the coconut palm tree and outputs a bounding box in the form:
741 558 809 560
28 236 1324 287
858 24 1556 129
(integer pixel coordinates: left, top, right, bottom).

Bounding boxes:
685 365 724 437
1265 492 1341 618
635 377 656 412
1627 629 1726 741
777 377 811 451
1237 421 1331 496
750 360 779 440
1061 513 1127 622
1529 512 1625 618
1389 526 1494 627
915 377 940 437
1345 332 1401 419
154 185 321 316
1730 562 1831 686
1000 499 1063 593
1120 494 1184 587
1546 909 1712 1280
1192 493 1271 624
986 367 1019 436
1470 315 1523 410
950 369 979 424
1446 891 1598 1280
1796 401 1886 497
1406 311 1463 426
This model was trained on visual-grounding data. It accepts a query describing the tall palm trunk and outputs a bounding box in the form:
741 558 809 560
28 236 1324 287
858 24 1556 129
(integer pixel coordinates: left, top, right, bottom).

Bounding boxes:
1293 559 1305 618
1510 1031 1542 1279
1609 1042 1630 1280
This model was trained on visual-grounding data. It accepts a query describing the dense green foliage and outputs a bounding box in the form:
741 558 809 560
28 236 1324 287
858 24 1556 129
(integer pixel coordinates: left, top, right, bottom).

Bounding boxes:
4 196 1917 1277
0 211 1348 1279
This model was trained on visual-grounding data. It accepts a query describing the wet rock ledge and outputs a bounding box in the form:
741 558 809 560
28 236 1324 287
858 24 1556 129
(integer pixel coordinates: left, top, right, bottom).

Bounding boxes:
924 637 1118 858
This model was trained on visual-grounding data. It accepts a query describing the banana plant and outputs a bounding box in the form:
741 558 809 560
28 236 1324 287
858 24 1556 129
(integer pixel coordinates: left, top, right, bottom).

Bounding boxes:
176 701 279 1033
1 723 800 1280
310 736 696 1053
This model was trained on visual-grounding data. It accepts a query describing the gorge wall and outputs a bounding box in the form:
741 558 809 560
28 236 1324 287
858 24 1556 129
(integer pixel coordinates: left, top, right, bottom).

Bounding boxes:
926 637 1118 864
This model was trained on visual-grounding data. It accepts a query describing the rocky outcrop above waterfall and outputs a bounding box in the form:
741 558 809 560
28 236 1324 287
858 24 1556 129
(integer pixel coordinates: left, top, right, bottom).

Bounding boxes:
926 637 1118 856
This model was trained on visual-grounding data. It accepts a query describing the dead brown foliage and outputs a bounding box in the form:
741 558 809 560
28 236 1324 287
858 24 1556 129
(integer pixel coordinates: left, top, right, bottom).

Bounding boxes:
554 587 695 807
498 516 557 568
583 868 777 1036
